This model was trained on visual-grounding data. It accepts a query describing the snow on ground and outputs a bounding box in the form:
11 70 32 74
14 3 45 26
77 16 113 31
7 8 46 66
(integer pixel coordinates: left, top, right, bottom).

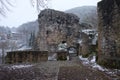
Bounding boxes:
48 53 70 61
11 64 33 69
79 55 107 71
79 55 120 79
48 53 57 61
18 46 31 51
0 64 33 71
67 56 70 60
79 56 89 64
11 65 33 68
0 49 2 57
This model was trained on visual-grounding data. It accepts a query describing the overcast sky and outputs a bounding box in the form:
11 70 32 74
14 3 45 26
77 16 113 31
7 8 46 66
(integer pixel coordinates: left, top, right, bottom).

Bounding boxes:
0 0 101 27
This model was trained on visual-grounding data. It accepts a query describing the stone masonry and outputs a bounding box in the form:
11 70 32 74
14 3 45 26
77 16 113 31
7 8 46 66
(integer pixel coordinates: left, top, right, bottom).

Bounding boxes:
37 9 80 52
97 0 120 68
5 51 48 64
81 32 90 57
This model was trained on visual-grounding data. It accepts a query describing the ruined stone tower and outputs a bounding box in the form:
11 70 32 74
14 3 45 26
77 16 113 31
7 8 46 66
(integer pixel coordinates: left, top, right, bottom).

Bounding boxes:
97 0 120 68
37 9 80 52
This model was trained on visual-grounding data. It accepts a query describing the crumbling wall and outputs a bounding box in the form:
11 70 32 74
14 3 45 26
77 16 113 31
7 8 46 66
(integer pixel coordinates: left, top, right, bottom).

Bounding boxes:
97 0 120 68
5 51 48 64
81 32 90 57
37 9 80 52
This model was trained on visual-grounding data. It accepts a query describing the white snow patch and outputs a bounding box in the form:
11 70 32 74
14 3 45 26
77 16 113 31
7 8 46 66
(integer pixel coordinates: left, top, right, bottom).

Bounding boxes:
67 56 70 60
79 55 120 79
82 29 96 35
18 46 31 51
69 51 74 53
78 40 82 44
0 49 2 56
79 56 89 61
79 55 106 71
11 64 33 69
92 63 105 71
79 56 89 64
90 56 96 63
48 53 57 61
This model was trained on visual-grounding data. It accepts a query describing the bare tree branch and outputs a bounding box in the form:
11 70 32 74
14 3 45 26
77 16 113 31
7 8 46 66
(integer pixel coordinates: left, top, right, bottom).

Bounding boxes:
0 0 13 17
5 0 14 7
31 0 49 12
0 0 49 17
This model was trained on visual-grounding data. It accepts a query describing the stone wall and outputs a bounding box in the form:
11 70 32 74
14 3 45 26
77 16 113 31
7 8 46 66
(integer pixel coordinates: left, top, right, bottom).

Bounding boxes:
37 9 80 52
81 32 90 57
97 0 120 69
5 51 48 64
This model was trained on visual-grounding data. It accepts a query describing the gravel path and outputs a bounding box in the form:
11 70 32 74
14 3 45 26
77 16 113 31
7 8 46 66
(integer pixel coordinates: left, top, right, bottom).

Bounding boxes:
35 59 80 80
35 56 111 80
58 66 110 80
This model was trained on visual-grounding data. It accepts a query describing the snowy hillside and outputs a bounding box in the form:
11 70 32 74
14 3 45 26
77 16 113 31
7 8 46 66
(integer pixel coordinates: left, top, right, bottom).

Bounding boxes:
17 20 39 36
66 6 98 28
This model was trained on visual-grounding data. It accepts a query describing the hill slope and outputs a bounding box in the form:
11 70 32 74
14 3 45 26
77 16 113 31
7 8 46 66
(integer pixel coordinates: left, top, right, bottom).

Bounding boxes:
66 6 98 28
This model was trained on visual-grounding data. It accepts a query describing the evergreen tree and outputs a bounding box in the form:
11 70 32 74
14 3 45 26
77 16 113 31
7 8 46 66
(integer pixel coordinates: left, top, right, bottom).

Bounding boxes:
29 31 35 48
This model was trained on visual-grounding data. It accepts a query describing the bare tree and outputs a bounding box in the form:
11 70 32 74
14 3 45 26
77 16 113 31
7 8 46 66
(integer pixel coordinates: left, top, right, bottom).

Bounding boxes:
0 0 49 16
0 40 8 64
8 40 18 51
30 0 49 12
0 0 15 16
